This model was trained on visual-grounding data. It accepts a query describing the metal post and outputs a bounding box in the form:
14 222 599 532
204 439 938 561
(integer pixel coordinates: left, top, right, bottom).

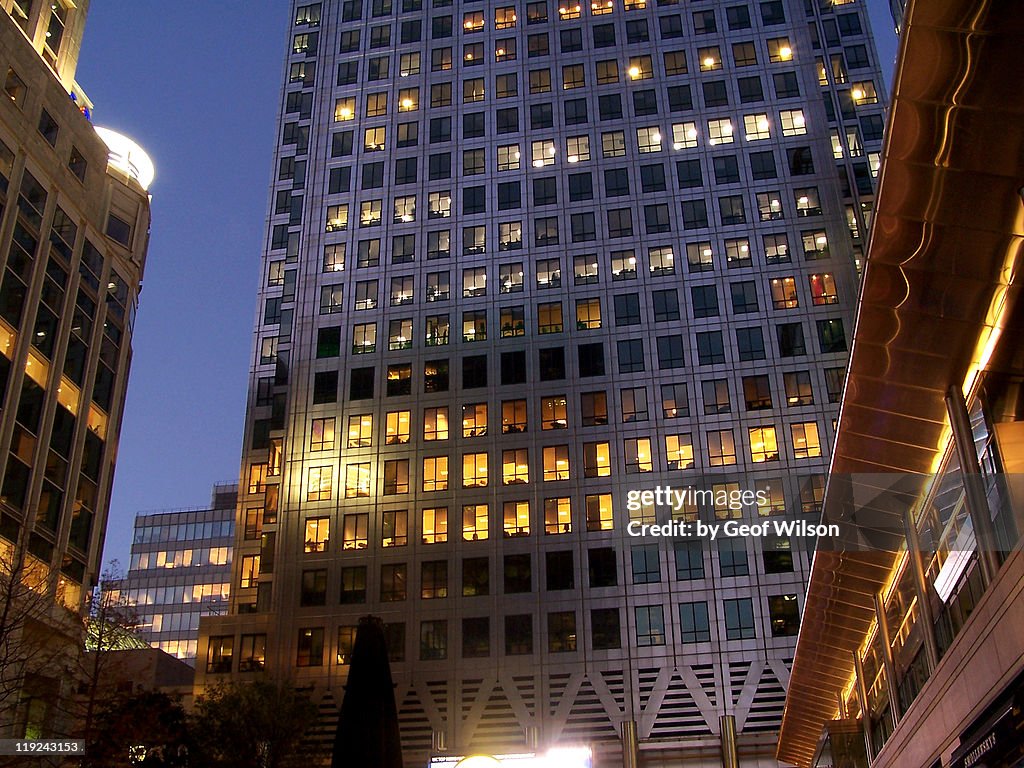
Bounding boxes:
852 651 876 759
903 507 941 672
873 592 902 730
945 385 1001 584
620 720 639 768
720 715 739 768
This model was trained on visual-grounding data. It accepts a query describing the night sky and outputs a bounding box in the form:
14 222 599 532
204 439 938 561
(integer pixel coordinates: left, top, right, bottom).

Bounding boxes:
73 3 899 568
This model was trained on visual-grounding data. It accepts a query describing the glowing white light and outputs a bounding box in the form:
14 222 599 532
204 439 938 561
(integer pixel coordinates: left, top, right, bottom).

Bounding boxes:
94 126 155 190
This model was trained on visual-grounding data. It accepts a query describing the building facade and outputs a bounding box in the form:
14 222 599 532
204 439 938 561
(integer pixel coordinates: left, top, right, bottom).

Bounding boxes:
0 0 153 738
120 484 236 663
778 1 1024 766
197 0 886 764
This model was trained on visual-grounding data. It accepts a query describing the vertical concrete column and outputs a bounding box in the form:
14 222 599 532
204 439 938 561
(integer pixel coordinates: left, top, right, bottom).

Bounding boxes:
720 715 739 768
621 720 639 768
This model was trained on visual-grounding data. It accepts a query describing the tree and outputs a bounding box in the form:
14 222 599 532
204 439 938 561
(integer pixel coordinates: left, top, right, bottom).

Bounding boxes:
191 678 318 768
332 616 403 768
0 539 82 739
87 691 191 768
77 562 145 757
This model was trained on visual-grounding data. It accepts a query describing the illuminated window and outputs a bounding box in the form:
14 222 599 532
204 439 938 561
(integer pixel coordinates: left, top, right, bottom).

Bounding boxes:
240 556 260 588
502 399 528 434
360 200 382 227
591 0 613 13
432 47 453 71
463 267 487 298
624 438 653 473
310 418 335 452
672 121 699 149
636 126 663 153
601 130 626 158
345 463 371 498
495 38 516 61
707 118 734 145
503 500 530 537
665 434 694 470
543 445 570 481
393 196 416 224
415 456 446 493
743 113 771 141
802 230 829 259
352 322 376 354
544 497 572 534
558 2 581 20
334 97 355 121
538 396 567 430
428 191 451 218
422 507 448 543
345 414 371 449
500 306 525 337
809 273 839 305
627 55 653 80
698 46 721 71
463 78 484 104
326 204 349 232
495 6 517 28
462 504 489 540
304 518 330 553
382 511 407 548
850 81 877 104
502 449 530 484
538 302 563 334
499 262 524 293
463 10 484 31
364 126 386 152
463 452 488 487
749 426 780 463
385 411 411 445
398 88 419 112
770 277 799 309
462 403 487 438
757 191 784 221
583 441 611 477
575 298 601 330
499 222 522 251
623 0 645 8
565 135 590 164
686 241 714 272
795 188 821 217
464 42 484 64
307 466 333 502
766 37 792 62
400 52 420 76
419 405 449 443
791 421 822 459
462 311 486 342
780 109 806 136
582 494 611 532
529 68 552 93
531 139 556 167
342 513 368 550
497 144 521 171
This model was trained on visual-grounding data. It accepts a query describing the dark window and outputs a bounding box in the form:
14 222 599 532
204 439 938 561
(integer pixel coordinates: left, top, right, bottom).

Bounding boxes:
617 339 645 373
817 319 847 353
750 150 777 180
773 71 800 99
505 614 533 654
568 173 593 201
501 350 527 384
314 371 339 404
681 199 708 229
736 327 766 360
657 335 685 369
533 177 557 206
667 85 693 112
696 330 726 365
591 608 621 650
462 355 487 388
462 557 490 596
713 155 740 184
539 347 565 380
614 294 641 326
560 28 583 52
578 343 605 377
737 75 764 103
652 290 679 322
776 323 806 357
504 554 532 593
675 541 704 580
702 80 729 108
564 98 588 125
546 550 574 590
588 548 617 588
633 90 659 116
676 159 703 189
598 94 622 121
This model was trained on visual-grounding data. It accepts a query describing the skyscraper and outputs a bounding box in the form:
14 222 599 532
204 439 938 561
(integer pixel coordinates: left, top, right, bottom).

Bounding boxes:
0 0 153 737
197 0 886 763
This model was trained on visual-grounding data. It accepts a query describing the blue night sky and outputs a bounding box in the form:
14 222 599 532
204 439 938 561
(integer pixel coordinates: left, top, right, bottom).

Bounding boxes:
74 3 899 567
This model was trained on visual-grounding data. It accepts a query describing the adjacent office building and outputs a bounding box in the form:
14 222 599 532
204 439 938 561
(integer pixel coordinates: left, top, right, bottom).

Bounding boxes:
120 484 236 663
197 0 886 763
778 1 1024 767
0 0 153 738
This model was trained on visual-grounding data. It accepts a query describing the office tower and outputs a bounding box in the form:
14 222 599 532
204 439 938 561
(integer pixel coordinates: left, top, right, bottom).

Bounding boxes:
198 0 886 763
779 1 1024 766
120 484 236 663
0 0 153 738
